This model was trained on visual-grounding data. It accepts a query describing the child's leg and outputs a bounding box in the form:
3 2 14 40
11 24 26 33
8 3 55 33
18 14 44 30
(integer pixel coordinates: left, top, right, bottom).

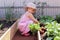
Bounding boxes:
21 21 33 36
22 21 33 36
21 25 30 36
21 32 30 36
18 23 27 32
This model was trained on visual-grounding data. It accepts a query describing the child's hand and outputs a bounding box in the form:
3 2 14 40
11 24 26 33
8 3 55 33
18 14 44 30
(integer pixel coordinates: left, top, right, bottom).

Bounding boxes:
34 21 40 24
39 29 45 34
34 20 40 24
37 22 40 24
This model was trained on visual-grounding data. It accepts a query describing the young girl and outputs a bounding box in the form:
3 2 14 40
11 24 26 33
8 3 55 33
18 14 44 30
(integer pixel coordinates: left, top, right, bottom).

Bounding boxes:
18 3 39 36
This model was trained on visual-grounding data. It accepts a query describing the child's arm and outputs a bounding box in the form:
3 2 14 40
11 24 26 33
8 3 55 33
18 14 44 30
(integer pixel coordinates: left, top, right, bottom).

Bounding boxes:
28 13 39 24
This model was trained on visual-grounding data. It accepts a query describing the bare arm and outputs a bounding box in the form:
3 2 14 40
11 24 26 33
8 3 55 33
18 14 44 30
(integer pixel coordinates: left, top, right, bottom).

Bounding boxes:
27 13 39 23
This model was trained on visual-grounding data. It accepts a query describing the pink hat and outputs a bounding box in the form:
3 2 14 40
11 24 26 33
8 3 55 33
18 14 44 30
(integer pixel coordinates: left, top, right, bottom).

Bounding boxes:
26 3 36 9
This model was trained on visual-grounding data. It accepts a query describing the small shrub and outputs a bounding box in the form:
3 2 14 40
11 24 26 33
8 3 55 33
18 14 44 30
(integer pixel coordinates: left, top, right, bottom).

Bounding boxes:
0 24 3 30
5 7 14 23
38 16 54 23
55 14 60 23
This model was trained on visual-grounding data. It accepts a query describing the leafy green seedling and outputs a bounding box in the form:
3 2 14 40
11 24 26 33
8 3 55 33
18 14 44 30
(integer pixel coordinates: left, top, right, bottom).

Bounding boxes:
29 23 40 35
0 24 3 30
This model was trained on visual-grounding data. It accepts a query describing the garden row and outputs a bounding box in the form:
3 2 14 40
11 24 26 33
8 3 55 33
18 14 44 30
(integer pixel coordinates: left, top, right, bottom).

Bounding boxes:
29 14 60 40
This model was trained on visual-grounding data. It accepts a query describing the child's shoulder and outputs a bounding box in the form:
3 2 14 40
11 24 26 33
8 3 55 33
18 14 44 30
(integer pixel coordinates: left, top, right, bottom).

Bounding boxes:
25 12 30 15
25 11 33 17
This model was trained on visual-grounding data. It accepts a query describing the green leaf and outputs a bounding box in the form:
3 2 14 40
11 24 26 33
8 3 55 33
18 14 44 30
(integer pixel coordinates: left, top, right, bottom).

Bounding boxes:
29 23 40 35
0 24 3 30
54 36 60 40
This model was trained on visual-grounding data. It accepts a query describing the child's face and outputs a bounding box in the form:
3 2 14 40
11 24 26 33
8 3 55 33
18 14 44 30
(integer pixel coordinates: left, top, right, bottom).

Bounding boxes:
28 7 36 14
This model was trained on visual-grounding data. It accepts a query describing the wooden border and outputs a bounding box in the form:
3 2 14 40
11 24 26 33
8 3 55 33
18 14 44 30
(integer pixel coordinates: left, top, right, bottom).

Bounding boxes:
38 31 41 40
0 21 18 40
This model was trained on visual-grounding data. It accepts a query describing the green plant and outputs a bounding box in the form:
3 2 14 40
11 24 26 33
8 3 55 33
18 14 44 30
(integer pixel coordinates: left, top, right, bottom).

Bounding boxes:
5 7 14 23
54 36 60 40
45 21 60 40
39 16 54 24
0 24 3 30
55 14 60 23
29 23 40 35
46 37 53 40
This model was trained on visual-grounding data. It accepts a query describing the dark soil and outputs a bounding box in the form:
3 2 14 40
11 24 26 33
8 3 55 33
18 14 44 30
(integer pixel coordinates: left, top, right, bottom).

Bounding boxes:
12 30 38 40
0 20 16 28
0 20 16 37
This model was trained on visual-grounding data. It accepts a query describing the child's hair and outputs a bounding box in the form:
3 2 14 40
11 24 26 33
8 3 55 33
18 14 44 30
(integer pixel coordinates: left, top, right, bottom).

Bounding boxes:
25 7 28 11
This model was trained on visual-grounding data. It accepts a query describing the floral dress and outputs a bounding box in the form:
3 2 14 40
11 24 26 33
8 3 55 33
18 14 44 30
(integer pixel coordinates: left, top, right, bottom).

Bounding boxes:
18 11 33 34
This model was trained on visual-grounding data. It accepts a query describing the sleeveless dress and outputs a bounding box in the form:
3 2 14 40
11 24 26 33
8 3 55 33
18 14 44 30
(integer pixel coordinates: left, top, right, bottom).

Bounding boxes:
18 11 33 34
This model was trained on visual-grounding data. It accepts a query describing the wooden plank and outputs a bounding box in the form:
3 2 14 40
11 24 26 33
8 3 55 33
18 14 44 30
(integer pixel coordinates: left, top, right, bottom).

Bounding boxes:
38 31 41 40
0 21 18 40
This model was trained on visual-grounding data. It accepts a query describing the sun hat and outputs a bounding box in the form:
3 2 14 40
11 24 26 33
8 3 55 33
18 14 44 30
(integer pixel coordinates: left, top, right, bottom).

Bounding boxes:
26 2 36 9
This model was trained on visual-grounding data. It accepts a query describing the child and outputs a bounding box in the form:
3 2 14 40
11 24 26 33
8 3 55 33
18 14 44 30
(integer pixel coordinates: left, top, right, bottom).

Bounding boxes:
18 3 39 36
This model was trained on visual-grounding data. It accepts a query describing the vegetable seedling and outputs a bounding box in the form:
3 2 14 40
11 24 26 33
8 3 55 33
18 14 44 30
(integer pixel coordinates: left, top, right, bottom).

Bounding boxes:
0 24 3 30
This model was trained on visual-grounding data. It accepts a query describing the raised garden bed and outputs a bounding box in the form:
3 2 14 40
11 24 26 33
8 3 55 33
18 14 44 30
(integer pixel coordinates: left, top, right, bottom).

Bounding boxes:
37 16 60 40
0 20 41 40
38 21 60 40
